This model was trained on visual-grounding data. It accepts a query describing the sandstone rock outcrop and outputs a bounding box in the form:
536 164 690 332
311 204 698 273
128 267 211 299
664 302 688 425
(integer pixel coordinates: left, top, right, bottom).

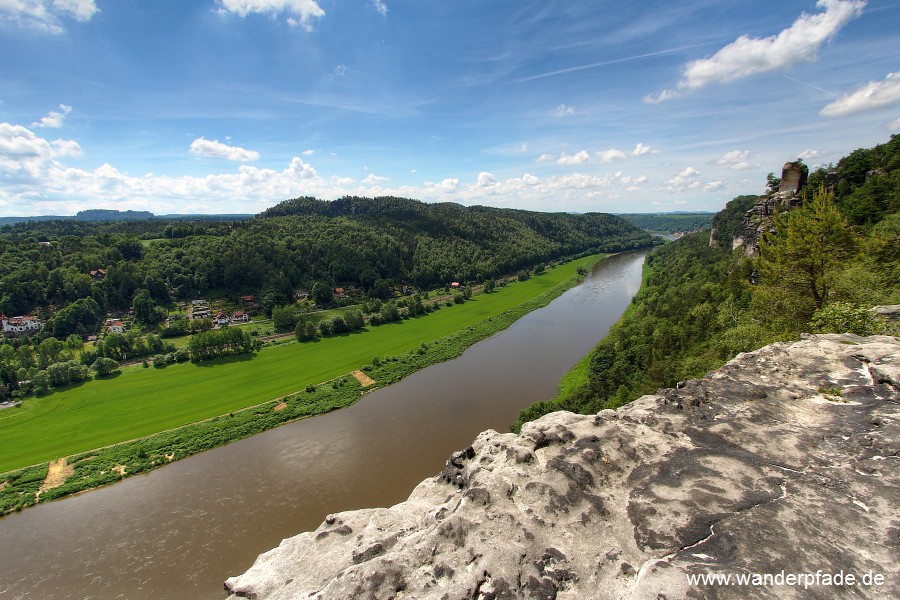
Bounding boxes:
728 161 808 256
225 334 899 599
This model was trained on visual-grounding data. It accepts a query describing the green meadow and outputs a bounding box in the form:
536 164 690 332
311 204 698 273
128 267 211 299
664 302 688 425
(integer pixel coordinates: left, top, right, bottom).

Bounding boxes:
0 254 603 475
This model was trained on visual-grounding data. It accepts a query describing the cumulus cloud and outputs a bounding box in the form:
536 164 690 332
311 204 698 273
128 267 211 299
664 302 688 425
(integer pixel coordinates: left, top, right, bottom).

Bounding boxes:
798 148 829 160
555 104 575 117
557 150 590 165
665 166 702 192
648 0 866 102
703 181 724 192
189 137 260 162
597 143 658 163
362 173 389 184
535 153 555 163
0 123 82 159
0 125 658 215
715 150 757 170
476 171 497 187
597 149 627 163
820 71 900 117
31 104 72 129
0 0 98 33
218 0 325 30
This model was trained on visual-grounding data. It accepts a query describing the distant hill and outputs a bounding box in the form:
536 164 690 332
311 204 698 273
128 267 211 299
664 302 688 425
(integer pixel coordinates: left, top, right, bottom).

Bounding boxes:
0 211 254 227
616 212 715 233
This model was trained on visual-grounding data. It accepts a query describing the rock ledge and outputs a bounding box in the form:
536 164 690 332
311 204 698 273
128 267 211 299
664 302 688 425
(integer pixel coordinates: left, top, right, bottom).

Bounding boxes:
226 334 899 599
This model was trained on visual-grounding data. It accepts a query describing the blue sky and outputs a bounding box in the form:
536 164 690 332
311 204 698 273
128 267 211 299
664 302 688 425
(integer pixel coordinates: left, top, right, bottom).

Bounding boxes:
1 0 898 216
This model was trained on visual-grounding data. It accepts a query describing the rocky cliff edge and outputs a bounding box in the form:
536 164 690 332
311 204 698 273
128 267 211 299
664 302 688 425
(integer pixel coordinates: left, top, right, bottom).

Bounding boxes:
225 334 899 599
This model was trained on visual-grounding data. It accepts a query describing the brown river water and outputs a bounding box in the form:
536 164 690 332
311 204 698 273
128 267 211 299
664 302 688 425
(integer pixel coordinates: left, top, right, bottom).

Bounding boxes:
0 250 647 600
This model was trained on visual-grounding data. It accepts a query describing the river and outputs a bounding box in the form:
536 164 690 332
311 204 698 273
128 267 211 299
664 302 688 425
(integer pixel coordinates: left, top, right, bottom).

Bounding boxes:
0 250 646 600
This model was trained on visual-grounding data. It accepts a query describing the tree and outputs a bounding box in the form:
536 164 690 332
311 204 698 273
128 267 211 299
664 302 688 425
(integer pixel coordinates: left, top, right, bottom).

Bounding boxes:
271 305 297 332
311 281 334 307
133 288 164 326
754 186 855 332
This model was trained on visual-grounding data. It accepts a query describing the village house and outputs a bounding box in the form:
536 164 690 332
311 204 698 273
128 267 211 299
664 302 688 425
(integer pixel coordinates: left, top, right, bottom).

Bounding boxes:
450 282 461 289
0 314 42 336
107 320 126 334
214 312 230 326
90 268 106 280
293 289 309 300
231 311 250 323
241 295 256 305
191 305 211 320
334 287 346 299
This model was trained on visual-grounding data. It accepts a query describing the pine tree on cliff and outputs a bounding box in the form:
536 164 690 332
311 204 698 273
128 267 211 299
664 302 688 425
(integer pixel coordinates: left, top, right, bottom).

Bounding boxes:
754 186 854 333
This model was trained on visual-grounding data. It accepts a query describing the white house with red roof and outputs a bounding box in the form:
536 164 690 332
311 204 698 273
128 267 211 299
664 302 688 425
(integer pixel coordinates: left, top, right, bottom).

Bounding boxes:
1 314 42 336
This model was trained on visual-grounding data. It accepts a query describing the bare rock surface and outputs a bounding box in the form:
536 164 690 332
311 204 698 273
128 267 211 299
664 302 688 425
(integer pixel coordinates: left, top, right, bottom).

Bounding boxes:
225 334 899 599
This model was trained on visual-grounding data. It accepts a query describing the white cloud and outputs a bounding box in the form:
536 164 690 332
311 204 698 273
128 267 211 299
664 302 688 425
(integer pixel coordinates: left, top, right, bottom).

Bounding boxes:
0 122 82 159
521 173 540 186
798 148 829 160
703 181 724 192
557 150 590 165
650 0 866 102
189 137 260 162
218 0 325 30
53 0 97 21
597 149 627 163
476 171 497 187
302 149 315 155
665 166 701 192
372 0 387 16
431 178 460 192
362 173 388 184
597 143 658 163
715 150 756 170
643 89 680 104
535 153 555 163
0 0 97 33
31 104 72 128
820 72 900 117
630 143 656 157
555 104 575 117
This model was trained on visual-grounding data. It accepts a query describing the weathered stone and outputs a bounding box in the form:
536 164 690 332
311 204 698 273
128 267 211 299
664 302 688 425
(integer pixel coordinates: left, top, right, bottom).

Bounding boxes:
225 334 899 599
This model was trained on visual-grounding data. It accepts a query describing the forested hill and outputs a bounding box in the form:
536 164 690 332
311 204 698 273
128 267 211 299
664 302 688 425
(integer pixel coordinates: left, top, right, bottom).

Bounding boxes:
0 195 652 322
615 212 715 233
516 134 899 430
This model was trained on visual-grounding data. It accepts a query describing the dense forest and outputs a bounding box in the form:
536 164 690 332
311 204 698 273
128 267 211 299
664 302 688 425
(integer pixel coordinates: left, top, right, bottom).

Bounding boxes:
516 134 899 429
0 197 652 399
616 212 715 233
0 197 650 323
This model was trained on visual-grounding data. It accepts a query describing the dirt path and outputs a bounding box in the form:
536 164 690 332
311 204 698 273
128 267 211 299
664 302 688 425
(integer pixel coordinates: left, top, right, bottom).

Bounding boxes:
351 370 376 387
37 458 74 498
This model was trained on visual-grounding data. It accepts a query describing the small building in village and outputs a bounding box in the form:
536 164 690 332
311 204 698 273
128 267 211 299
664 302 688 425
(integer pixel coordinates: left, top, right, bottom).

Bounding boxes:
0 314 42 337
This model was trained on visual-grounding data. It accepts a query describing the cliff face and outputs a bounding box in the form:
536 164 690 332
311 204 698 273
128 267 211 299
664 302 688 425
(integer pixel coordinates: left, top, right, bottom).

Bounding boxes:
226 334 899 599
722 161 808 256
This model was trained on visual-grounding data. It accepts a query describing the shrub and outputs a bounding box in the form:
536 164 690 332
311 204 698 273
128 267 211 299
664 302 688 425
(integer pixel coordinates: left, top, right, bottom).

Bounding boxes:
810 302 889 336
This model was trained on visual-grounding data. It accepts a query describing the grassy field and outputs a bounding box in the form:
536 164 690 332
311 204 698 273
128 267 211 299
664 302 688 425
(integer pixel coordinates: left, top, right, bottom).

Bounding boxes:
0 254 602 474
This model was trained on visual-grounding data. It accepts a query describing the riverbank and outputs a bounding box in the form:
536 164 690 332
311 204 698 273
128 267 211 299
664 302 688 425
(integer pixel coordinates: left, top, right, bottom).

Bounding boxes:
0 253 606 515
